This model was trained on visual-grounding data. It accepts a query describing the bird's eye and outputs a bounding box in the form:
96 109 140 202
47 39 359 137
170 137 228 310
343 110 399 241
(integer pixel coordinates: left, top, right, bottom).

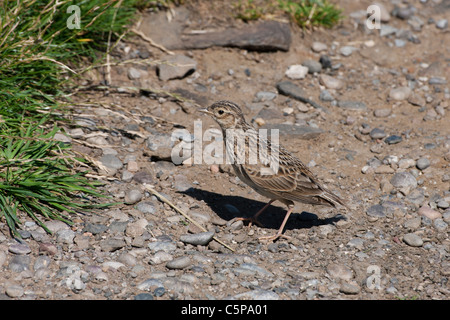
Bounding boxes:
218 109 224 115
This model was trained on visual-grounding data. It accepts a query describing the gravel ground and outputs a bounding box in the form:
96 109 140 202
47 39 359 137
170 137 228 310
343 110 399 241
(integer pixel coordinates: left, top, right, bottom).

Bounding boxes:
0 0 449 300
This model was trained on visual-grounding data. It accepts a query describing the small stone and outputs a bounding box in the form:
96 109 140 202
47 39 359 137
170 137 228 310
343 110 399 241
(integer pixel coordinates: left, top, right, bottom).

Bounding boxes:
403 233 423 247
370 128 387 139
285 65 309 80
255 91 277 102
319 74 344 90
166 256 192 270
302 59 322 73
385 135 402 144
46 220 69 233
374 108 392 118
398 158 415 169
180 231 215 246
339 282 360 295
100 238 126 252
337 100 367 110
311 41 327 52
128 67 141 80
435 19 448 29
319 90 334 101
9 255 30 273
149 251 173 265
136 201 156 214
56 229 75 244
5 284 24 298
416 157 430 170
319 55 332 69
83 223 108 235
418 205 442 220
390 172 417 193
100 154 123 170
437 200 449 209
148 241 177 253
340 46 356 57
326 263 353 281
135 293 154 300
404 217 421 230
389 87 412 101
433 219 448 231
366 204 386 218
125 189 143 205
8 243 31 255
39 242 58 255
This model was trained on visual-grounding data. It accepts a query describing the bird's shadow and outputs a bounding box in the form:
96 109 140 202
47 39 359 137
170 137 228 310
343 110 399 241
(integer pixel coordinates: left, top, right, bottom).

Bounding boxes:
181 187 345 231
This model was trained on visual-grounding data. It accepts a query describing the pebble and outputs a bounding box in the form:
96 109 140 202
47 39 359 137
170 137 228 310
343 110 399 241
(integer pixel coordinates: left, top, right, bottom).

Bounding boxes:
370 128 386 139
100 154 123 170
403 233 423 247
233 290 279 300
389 87 412 101
157 54 197 81
319 90 334 102
390 172 417 193
302 59 322 73
149 251 173 265
9 255 31 272
100 238 126 252
311 41 327 52
319 74 344 90
124 189 143 204
127 67 141 80
135 293 154 300
337 100 367 110
166 256 192 270
180 231 215 246
416 157 430 170
56 229 75 244
339 282 360 295
384 135 402 144
366 204 386 218
326 263 353 281
374 108 391 118
254 91 277 102
319 55 332 69
435 19 448 29
285 65 309 80
136 201 157 214
339 46 356 57
433 219 448 231
5 284 24 298
8 243 31 255
418 205 442 220
148 241 177 253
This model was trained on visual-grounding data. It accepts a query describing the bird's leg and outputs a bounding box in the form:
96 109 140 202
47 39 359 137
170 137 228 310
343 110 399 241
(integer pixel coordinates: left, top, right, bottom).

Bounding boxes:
258 205 294 242
235 199 275 227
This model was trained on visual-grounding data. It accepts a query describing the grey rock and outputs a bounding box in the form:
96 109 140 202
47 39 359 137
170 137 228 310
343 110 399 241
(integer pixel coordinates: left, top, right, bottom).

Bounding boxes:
390 172 417 191
366 204 386 218
146 130 174 160
319 90 334 101
437 200 449 209
428 77 447 85
389 87 412 101
108 221 128 234
180 231 215 246
311 41 327 52
340 46 356 56
435 19 448 29
234 263 273 277
403 233 423 247
148 241 177 253
370 128 387 139
149 251 173 265
127 67 141 80
166 256 192 270
136 201 157 214
254 91 277 102
100 154 123 170
100 238 126 252
8 243 31 255
385 135 403 144
379 24 398 37
56 229 75 244
5 285 24 298
276 81 328 112
83 223 108 235
326 263 353 281
416 157 430 170
125 189 143 205
45 220 69 233
157 54 197 81
337 100 367 110
9 255 31 272
302 59 322 73
173 174 193 192
34 255 51 271
133 171 154 184
433 218 448 231
319 74 344 90
339 282 360 295
134 293 154 300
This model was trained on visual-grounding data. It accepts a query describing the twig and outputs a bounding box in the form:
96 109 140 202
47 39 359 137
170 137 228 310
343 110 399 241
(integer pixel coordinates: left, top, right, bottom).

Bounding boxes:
144 185 235 252
130 28 174 55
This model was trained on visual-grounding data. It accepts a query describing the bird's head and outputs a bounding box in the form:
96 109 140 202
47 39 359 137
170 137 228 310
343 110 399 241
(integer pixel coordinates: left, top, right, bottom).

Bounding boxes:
199 100 246 130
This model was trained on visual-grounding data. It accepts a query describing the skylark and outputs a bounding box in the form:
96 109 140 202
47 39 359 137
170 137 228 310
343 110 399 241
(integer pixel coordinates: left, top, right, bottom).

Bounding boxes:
200 100 347 241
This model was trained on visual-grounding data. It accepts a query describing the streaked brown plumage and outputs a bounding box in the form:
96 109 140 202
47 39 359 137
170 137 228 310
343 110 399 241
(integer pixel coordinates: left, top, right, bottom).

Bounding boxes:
200 100 347 241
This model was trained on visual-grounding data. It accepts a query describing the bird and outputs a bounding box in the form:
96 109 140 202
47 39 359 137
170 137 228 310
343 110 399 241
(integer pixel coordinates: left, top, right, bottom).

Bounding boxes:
199 100 347 242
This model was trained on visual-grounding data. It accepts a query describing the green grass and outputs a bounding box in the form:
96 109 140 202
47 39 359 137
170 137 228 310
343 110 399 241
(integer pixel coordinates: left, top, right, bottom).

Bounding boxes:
234 0 343 28
0 0 138 236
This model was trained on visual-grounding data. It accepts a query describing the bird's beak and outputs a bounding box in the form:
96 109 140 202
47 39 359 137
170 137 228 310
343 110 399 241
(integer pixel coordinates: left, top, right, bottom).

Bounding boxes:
198 108 212 115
